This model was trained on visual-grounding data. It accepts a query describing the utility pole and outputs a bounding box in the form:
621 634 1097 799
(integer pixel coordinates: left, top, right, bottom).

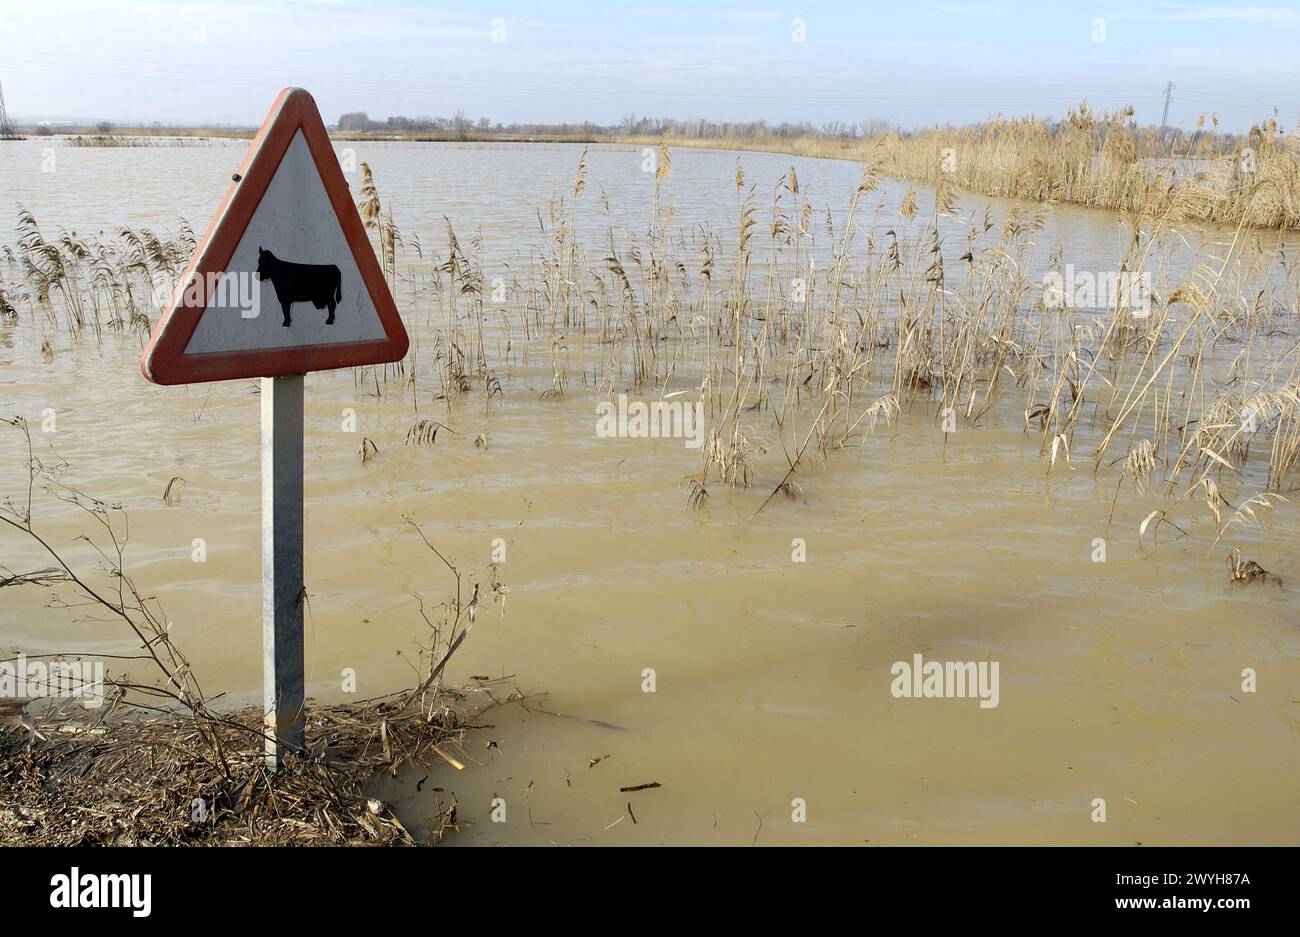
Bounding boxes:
1160 81 1175 130
0 79 19 140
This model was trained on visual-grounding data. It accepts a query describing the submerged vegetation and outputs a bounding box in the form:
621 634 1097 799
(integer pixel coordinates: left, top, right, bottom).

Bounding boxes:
3 138 1297 555
64 134 219 148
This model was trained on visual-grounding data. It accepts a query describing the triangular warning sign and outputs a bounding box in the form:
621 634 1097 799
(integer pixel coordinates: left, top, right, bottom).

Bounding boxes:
141 87 408 385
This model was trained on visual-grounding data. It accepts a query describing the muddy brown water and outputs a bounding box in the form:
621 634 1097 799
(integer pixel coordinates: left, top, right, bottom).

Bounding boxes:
1 140 1297 844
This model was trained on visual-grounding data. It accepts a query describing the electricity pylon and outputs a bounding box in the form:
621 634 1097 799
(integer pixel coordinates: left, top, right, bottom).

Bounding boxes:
0 79 21 139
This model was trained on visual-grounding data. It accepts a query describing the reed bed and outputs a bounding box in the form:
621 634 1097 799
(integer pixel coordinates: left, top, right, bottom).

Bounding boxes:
626 104 1300 232
64 135 217 148
865 107 1300 232
3 142 1297 560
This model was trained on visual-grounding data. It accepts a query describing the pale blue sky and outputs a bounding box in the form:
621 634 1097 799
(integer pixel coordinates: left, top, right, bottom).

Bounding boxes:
1 1 1296 132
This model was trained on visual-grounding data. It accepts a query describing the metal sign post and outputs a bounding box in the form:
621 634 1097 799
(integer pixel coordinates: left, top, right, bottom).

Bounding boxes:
261 373 305 769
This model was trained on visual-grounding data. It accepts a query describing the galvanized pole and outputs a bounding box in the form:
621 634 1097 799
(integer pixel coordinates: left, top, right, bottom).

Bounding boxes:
261 373 305 770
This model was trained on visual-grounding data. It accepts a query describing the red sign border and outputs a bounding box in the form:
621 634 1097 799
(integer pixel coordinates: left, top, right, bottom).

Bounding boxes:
140 87 409 385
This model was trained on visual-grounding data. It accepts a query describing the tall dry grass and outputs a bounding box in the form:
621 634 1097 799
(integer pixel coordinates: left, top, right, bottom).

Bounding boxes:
3 139 1297 562
628 103 1300 232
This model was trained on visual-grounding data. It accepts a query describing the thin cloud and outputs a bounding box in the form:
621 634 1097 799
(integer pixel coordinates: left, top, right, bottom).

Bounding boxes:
936 3 1011 14
715 8 783 22
1117 5 1300 25
633 6 784 22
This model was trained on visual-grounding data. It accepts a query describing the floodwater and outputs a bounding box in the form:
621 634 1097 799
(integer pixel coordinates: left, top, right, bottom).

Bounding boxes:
1 139 1297 845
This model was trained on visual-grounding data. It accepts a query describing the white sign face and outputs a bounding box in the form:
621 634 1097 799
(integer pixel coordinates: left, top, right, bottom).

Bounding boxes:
141 87 407 385
185 131 387 355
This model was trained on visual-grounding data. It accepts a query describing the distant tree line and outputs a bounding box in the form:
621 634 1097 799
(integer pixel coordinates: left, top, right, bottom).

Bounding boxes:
336 110 897 139
337 109 492 139
333 108 1264 153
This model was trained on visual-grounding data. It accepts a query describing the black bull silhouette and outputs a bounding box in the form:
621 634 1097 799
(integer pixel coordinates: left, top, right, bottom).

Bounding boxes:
255 247 342 327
